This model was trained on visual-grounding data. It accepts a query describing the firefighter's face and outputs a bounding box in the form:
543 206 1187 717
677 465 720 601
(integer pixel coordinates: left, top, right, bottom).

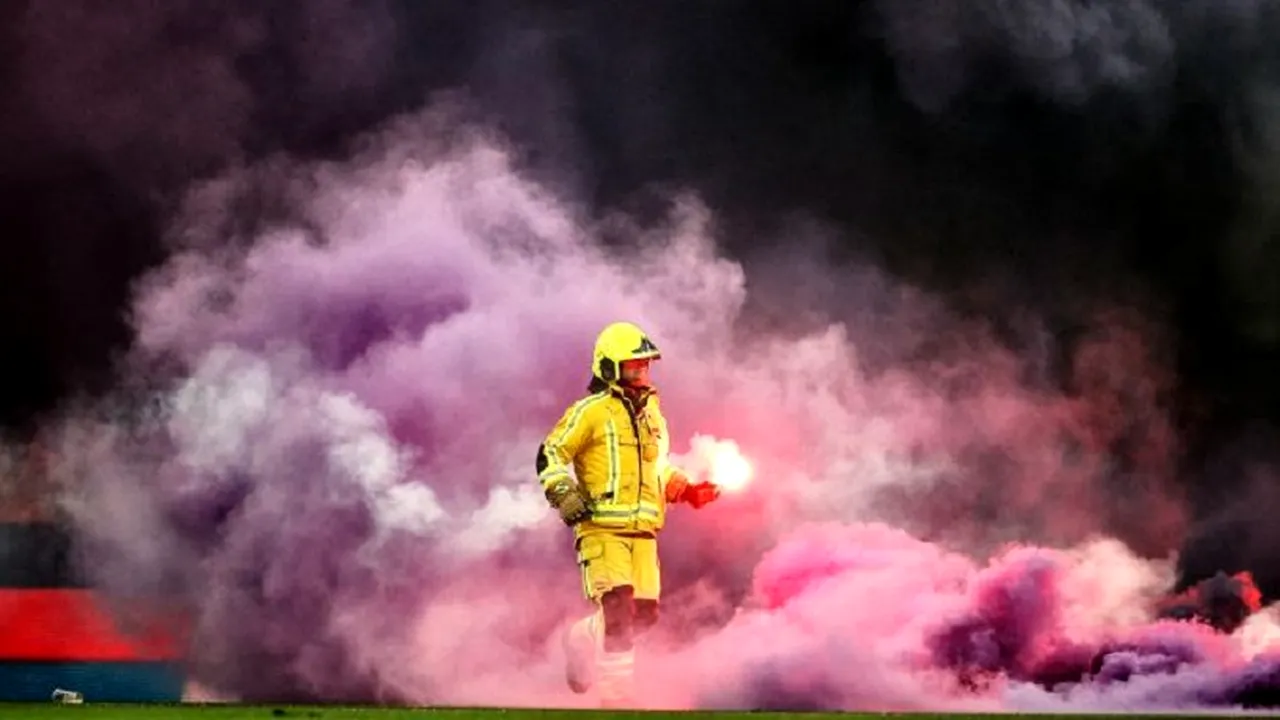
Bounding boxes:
619 359 652 387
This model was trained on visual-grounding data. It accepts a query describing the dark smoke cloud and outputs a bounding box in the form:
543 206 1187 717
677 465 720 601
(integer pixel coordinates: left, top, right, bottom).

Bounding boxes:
868 0 1280 337
13 0 398 186
877 0 1177 114
0 0 407 429
17 0 257 185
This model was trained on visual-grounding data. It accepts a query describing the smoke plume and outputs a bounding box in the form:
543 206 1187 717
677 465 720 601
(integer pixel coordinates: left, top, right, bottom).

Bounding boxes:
26 98 1273 711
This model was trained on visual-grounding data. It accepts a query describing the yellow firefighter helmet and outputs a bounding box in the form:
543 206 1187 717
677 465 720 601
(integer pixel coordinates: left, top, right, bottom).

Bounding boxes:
592 321 661 383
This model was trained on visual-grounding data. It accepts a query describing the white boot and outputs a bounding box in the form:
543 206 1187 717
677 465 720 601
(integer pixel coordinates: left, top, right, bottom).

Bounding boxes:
596 648 636 708
563 612 600 694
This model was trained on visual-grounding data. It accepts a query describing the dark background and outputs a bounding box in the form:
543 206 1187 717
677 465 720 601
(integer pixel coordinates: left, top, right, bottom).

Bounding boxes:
4 1 1280 594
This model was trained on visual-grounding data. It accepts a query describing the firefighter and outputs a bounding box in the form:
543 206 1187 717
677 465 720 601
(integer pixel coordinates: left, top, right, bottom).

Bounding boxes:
536 321 721 707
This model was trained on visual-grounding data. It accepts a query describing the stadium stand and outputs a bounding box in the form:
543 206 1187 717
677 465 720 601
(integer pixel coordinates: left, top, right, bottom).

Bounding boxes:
0 440 186 702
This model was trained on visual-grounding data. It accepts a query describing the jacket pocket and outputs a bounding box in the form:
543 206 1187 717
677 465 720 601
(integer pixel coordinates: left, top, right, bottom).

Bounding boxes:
576 535 606 567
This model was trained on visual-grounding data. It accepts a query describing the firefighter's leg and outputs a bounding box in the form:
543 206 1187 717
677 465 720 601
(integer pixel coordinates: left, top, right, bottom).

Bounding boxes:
632 536 661 638
593 536 661 709
567 533 635 703
597 583 637 707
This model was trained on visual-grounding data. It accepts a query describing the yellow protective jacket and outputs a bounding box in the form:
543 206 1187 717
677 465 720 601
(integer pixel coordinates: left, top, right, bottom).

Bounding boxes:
536 386 685 538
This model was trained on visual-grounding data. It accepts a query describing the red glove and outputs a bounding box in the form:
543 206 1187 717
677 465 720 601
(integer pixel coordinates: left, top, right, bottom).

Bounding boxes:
683 481 720 508
665 472 720 508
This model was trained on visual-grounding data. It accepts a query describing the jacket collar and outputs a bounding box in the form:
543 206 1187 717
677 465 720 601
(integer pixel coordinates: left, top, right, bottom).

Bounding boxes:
610 383 655 413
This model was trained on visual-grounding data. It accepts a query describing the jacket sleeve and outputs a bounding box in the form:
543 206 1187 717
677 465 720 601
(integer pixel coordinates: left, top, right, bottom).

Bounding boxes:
536 397 598 491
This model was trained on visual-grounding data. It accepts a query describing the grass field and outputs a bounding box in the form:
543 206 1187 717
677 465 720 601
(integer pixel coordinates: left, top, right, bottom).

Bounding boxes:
0 707 1261 720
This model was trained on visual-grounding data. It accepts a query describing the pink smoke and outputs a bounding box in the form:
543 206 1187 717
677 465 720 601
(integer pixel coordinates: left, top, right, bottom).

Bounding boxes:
38 101 1280 710
642 524 1279 712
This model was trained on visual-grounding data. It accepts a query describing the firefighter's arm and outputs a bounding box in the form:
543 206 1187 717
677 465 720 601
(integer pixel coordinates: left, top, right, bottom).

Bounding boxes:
536 400 597 525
